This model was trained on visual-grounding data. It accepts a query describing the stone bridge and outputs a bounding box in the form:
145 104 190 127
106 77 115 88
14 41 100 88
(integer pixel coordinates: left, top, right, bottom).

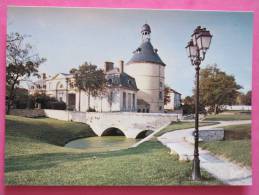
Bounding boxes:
44 109 181 138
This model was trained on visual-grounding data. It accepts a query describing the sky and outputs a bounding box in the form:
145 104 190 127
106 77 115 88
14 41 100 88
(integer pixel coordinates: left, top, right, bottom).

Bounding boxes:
7 7 253 97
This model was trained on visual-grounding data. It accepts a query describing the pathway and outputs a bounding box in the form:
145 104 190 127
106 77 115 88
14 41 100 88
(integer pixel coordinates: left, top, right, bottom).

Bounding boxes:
157 120 252 185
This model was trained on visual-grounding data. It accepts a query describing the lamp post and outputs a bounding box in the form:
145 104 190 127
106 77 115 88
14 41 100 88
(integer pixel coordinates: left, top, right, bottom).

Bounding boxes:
185 26 212 180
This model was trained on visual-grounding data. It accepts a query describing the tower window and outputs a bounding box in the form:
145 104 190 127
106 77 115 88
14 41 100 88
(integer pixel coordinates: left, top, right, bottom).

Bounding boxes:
160 82 163 88
159 91 163 100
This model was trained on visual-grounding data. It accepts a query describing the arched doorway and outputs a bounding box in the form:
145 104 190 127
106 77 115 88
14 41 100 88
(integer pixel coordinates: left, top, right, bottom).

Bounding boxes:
136 130 154 139
101 127 125 136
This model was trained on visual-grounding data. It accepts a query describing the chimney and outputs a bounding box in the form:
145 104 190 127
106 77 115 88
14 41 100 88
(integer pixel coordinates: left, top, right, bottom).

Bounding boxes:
42 73 47 80
119 60 124 73
104 61 114 73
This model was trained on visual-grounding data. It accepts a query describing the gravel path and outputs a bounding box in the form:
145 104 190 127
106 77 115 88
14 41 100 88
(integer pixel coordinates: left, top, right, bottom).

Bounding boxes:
157 120 252 185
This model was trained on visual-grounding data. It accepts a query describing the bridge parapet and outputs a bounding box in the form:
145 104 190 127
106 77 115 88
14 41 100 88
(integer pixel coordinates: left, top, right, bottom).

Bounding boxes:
43 110 181 138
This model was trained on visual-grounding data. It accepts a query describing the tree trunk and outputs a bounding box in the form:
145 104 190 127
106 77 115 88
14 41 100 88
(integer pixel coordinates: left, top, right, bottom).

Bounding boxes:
87 89 90 111
78 90 81 111
214 104 219 115
6 83 16 114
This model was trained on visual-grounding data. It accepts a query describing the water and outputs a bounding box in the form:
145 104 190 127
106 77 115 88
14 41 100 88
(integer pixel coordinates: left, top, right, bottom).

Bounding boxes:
65 136 139 153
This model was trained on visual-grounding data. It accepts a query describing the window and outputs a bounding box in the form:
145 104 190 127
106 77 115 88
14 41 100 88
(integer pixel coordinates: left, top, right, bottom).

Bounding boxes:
60 84 63 89
123 92 126 110
160 82 163 88
59 97 63 102
132 94 135 110
128 93 131 110
159 106 162 111
159 91 163 100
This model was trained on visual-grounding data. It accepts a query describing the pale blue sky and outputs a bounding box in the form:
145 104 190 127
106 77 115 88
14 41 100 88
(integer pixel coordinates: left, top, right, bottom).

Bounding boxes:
7 7 253 97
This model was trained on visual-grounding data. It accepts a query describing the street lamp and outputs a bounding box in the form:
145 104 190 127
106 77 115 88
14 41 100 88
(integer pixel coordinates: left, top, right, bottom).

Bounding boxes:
185 26 212 180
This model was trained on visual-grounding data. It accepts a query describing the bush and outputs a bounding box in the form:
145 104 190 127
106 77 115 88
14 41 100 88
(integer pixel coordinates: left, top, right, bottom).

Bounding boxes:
46 101 66 110
87 107 96 112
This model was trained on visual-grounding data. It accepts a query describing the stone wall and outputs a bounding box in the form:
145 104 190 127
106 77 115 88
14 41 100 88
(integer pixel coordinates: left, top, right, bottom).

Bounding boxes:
185 128 224 143
10 109 46 118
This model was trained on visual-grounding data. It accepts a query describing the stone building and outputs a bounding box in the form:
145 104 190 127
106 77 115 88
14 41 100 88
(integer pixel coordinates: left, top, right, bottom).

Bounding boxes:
125 24 166 113
29 61 138 112
164 88 182 111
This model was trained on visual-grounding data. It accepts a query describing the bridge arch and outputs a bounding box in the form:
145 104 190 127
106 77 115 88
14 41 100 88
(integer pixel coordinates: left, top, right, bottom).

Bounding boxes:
135 130 154 139
101 127 125 136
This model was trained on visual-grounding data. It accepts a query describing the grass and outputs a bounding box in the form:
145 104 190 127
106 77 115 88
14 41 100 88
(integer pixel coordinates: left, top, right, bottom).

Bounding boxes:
155 121 218 137
204 111 251 121
5 115 220 185
200 124 251 167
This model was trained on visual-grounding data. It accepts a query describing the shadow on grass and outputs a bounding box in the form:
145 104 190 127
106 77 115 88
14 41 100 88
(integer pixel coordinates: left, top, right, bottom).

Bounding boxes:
6 116 97 146
5 141 164 173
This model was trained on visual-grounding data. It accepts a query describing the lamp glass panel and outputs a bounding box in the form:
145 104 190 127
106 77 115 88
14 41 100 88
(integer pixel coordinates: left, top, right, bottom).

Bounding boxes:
201 36 212 49
192 34 197 45
190 45 198 57
186 47 191 57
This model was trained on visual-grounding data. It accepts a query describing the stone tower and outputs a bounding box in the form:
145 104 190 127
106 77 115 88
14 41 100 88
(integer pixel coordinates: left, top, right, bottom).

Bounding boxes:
125 24 166 113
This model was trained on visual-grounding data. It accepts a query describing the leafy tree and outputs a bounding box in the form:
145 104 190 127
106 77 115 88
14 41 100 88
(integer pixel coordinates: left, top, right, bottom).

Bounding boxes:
236 90 252 105
198 64 242 114
71 62 106 111
6 32 46 114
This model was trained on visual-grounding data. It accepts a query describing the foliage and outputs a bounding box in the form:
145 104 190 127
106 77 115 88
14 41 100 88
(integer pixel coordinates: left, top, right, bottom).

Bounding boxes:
5 116 220 185
12 87 29 109
6 32 46 114
182 96 205 115
70 62 106 110
236 90 252 105
198 64 242 114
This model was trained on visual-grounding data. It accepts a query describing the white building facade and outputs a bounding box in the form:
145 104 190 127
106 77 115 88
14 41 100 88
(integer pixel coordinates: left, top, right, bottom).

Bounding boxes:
29 61 138 112
164 88 182 111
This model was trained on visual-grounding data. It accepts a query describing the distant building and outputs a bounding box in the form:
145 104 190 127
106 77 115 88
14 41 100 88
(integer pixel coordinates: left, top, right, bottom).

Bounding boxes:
164 88 182 111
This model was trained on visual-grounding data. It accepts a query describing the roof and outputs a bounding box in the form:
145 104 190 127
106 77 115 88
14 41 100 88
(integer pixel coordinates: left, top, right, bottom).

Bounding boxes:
106 72 138 91
127 40 166 66
141 24 151 33
170 88 182 95
137 99 150 106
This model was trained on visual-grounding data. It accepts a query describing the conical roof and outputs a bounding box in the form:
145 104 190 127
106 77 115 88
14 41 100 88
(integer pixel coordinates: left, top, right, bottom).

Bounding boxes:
127 41 166 66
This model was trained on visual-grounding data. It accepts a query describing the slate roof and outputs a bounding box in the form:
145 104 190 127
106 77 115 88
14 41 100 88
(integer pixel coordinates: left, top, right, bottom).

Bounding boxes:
127 40 166 66
137 99 150 107
106 71 138 91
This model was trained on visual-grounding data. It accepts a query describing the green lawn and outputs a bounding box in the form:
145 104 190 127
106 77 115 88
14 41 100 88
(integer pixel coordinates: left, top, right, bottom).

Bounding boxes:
5 115 220 185
204 111 251 121
155 121 218 137
200 124 251 167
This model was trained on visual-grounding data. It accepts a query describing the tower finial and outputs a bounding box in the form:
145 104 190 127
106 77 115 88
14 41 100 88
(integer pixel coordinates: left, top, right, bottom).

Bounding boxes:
141 23 151 42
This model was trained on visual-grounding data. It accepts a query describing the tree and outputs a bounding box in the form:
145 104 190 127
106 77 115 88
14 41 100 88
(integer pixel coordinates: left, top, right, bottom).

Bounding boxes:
236 90 252 105
164 85 171 105
6 32 46 114
199 64 242 114
71 62 106 111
